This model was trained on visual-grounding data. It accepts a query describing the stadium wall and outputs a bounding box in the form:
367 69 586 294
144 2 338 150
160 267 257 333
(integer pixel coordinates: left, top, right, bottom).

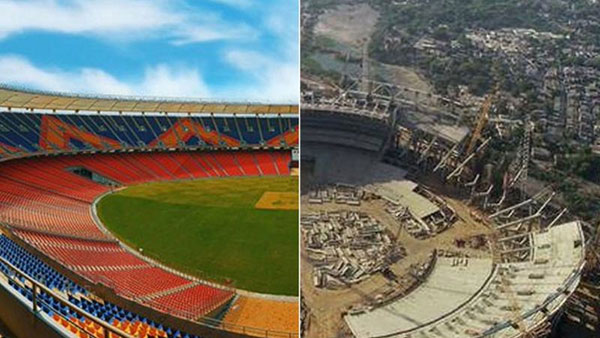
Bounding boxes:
301 108 391 154
0 277 63 338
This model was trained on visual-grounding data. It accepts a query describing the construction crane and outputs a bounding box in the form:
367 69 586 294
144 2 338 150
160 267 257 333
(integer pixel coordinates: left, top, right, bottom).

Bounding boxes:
465 92 494 156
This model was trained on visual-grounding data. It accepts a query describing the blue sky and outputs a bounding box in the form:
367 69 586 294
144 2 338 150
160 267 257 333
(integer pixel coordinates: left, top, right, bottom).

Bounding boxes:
0 0 299 103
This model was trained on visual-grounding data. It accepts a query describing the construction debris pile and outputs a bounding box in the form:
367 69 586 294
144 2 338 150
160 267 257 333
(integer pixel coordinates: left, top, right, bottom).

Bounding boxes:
384 204 428 238
384 188 457 239
455 234 489 250
307 185 370 206
301 211 405 289
417 187 458 225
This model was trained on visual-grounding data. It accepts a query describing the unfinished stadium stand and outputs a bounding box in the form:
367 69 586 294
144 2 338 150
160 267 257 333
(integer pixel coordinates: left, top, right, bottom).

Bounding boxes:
0 86 299 338
344 222 586 338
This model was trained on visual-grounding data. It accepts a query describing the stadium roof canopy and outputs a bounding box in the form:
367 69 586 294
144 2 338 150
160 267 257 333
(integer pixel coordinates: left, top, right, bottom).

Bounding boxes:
368 180 440 219
0 85 298 115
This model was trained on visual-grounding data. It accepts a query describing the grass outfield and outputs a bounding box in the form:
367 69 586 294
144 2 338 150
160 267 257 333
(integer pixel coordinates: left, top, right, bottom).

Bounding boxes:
96 176 298 296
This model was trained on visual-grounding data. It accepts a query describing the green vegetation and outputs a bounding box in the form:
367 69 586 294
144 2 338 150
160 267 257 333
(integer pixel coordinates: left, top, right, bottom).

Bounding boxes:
301 55 342 81
365 0 599 95
556 149 600 184
370 0 568 40
418 53 497 96
530 149 600 224
97 176 298 296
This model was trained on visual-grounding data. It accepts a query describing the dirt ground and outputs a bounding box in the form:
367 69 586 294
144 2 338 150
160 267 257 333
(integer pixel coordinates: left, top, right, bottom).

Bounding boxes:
373 62 432 91
309 1 437 103
300 183 493 337
254 192 299 210
314 3 379 48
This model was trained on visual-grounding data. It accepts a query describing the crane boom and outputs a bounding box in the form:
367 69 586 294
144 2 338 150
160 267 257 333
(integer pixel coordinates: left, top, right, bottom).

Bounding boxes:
466 93 494 155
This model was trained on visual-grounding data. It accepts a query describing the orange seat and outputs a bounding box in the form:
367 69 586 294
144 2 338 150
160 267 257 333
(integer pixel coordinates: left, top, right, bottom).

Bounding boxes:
59 317 69 328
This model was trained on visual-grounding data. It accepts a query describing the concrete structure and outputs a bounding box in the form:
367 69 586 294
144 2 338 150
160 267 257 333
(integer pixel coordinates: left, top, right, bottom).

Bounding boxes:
300 80 586 338
344 221 585 337
366 181 439 220
302 211 405 289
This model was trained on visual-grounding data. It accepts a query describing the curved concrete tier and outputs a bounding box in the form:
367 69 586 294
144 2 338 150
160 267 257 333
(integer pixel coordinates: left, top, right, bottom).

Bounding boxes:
345 221 585 338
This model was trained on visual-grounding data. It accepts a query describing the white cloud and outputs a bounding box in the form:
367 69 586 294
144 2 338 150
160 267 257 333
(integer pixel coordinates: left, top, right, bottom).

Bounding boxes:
0 55 133 94
171 23 257 45
224 50 299 103
225 50 271 71
0 54 298 103
0 1 299 104
0 55 211 98
0 0 254 43
139 65 210 98
263 2 298 39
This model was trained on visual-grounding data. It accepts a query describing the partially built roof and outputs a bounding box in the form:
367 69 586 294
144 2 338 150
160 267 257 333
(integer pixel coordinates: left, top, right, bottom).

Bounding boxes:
400 108 470 144
0 85 298 115
367 180 440 219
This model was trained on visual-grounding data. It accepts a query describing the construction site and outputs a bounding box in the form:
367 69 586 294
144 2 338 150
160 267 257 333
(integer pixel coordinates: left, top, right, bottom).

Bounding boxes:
300 71 597 337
